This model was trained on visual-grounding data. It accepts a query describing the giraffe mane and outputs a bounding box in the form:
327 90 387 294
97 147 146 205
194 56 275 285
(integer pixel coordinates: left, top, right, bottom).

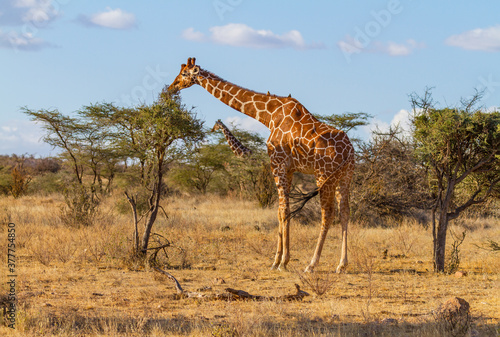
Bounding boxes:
200 68 287 99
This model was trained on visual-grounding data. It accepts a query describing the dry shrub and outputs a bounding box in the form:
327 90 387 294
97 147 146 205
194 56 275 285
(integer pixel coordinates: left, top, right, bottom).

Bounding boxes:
10 164 31 198
291 196 321 226
28 234 56 266
253 163 277 208
60 183 100 228
389 222 420 257
350 239 379 322
295 269 337 296
27 228 78 266
77 223 130 265
211 323 239 337
53 236 78 263
446 230 466 275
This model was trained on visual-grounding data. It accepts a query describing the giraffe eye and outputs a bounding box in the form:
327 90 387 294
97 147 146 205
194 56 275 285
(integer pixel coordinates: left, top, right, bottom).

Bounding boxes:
182 71 188 76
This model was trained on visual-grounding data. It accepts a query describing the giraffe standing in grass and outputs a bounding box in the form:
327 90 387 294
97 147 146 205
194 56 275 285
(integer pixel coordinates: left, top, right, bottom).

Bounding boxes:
169 57 354 273
212 119 253 158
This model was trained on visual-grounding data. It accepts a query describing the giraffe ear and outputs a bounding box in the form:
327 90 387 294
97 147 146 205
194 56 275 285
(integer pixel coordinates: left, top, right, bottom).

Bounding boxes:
192 65 200 74
181 64 186 69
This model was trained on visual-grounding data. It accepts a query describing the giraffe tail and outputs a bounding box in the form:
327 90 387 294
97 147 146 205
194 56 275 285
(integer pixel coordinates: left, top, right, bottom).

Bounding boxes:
287 153 353 220
287 188 320 220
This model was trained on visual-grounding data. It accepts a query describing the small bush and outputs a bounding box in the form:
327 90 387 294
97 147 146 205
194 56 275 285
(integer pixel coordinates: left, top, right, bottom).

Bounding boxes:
446 230 466 274
29 172 65 195
115 188 150 215
0 169 11 195
253 163 277 208
296 269 336 296
10 164 32 198
33 157 61 173
60 183 100 227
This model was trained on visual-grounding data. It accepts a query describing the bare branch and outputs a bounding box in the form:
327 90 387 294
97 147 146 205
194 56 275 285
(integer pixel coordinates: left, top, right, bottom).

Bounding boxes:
153 267 184 294
448 176 500 220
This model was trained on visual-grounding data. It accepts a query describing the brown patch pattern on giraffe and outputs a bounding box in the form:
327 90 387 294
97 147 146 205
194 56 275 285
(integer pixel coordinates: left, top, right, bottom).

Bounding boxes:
169 57 355 273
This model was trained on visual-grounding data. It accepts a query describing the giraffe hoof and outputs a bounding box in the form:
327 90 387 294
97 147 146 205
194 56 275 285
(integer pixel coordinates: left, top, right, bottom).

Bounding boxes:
277 264 288 272
270 264 279 271
304 265 314 273
336 265 347 274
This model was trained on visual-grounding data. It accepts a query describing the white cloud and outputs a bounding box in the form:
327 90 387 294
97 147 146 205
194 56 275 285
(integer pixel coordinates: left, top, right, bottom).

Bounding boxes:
338 36 424 56
79 7 137 30
375 39 425 56
181 27 205 42
0 0 59 51
0 0 59 26
446 25 500 52
13 0 59 25
358 109 412 141
486 106 499 113
0 0 62 52
0 120 56 156
0 29 54 51
224 116 270 136
183 23 324 50
390 109 412 130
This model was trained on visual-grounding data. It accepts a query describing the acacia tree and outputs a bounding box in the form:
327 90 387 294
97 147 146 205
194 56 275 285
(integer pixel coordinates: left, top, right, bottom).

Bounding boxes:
411 89 500 272
170 143 228 194
352 126 431 224
23 107 118 228
22 108 85 184
23 105 121 193
314 112 372 148
76 104 125 194
169 124 271 201
123 90 204 256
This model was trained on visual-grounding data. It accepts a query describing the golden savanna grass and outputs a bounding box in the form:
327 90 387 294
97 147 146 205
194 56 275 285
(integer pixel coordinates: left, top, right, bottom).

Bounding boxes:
1 193 499 336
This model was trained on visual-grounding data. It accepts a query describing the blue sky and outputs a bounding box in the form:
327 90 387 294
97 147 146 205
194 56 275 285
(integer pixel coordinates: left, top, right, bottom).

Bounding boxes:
1 0 499 156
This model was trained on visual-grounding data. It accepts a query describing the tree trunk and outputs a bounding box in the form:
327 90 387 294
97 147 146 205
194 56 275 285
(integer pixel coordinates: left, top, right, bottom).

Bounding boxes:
434 180 454 272
141 191 160 255
124 192 139 253
434 212 449 272
140 156 164 255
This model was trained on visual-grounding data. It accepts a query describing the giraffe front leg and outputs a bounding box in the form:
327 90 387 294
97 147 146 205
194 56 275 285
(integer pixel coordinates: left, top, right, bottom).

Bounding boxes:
279 202 291 271
271 222 283 270
271 171 292 271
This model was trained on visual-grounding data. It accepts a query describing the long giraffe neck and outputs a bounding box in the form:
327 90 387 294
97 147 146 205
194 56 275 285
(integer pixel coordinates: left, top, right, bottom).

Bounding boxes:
214 120 253 158
198 70 272 128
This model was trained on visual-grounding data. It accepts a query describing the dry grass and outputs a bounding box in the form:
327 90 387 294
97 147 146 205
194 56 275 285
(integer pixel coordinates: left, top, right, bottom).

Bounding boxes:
0 193 499 336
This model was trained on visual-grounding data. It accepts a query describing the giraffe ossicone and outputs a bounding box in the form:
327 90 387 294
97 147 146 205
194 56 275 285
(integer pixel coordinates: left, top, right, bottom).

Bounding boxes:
169 57 355 273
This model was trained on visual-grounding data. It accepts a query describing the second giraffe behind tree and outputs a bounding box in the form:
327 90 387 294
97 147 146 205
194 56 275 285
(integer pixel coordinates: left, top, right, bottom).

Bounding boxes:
212 119 253 158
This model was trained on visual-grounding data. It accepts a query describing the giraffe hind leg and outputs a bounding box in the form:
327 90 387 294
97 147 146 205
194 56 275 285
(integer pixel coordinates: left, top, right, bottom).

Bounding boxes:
305 182 336 273
335 176 351 273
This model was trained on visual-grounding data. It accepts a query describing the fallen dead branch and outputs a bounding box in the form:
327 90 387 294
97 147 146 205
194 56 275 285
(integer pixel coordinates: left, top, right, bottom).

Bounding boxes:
153 267 309 301
153 267 184 294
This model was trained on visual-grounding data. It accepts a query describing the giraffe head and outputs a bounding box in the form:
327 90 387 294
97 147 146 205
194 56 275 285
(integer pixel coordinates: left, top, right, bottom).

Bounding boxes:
212 119 223 132
168 57 201 91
